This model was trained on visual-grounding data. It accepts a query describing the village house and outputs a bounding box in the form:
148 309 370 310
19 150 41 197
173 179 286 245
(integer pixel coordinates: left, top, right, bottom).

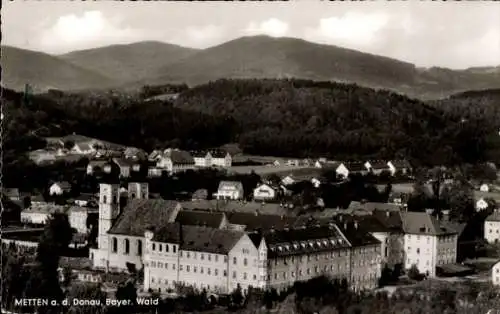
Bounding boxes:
484 208 500 244
215 181 244 200
400 211 458 277
124 147 147 160
476 198 490 211
191 150 232 168
192 189 209 201
281 175 296 186
28 149 57 165
67 206 99 234
387 160 412 176
112 158 138 178
364 161 391 175
286 159 300 167
49 181 72 196
344 162 370 176
253 183 278 201
480 183 491 192
72 142 96 155
492 260 500 286
74 193 98 207
335 163 350 179
87 160 112 175
156 149 196 173
21 204 68 225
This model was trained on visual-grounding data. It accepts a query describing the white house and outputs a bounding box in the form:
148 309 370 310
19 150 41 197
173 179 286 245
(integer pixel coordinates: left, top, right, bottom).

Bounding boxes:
21 205 68 225
156 149 195 173
72 142 96 155
311 178 322 188
68 206 98 234
476 198 490 211
364 161 391 175
216 181 244 200
49 181 72 196
387 160 412 176
401 212 458 277
281 175 296 186
253 184 277 201
492 260 500 286
480 184 490 192
336 163 350 179
484 209 500 244
191 150 232 168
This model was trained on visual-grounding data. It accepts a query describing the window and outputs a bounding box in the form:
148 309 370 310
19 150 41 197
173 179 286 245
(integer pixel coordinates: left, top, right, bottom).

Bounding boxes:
253 274 257 280
223 270 227 277
159 244 162 252
233 257 237 265
215 269 218 276
103 195 107 204
243 272 247 280
172 264 176 270
173 246 176 253
112 237 118 253
244 258 248 266
137 240 142 255
152 243 156 251
151 261 156 267
187 252 190 258
194 266 197 273
416 248 420 254
208 268 211 275
208 255 211 261
158 262 163 268
201 254 204 260
165 263 168 269
200 267 204 274
187 266 190 272
233 271 236 279
113 196 117 204
179 265 183 271
274 273 278 280
216 255 219 262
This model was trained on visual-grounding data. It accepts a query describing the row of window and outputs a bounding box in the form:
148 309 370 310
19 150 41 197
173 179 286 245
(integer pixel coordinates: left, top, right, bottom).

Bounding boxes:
151 243 177 253
487 229 500 234
111 238 142 255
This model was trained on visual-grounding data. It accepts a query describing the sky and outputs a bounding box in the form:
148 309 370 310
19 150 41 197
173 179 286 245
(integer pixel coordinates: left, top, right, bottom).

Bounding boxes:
3 1 500 69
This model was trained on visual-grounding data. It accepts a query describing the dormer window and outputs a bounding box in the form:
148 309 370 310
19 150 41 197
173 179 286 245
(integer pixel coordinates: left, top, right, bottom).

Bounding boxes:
330 239 336 245
323 240 328 246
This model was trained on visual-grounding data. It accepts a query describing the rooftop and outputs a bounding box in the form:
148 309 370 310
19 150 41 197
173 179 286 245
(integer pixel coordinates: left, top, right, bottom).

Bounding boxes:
400 211 457 236
174 210 225 229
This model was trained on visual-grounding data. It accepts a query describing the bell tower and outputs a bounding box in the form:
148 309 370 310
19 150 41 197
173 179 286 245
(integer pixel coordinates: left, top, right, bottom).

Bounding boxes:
98 183 121 251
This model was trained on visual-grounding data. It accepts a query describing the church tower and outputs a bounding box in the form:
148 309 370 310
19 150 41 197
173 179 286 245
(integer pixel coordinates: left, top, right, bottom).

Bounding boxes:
98 183 121 252
128 182 149 200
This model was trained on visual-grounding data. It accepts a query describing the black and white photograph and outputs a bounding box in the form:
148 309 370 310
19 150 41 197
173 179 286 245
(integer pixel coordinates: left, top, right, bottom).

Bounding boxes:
2 1 500 314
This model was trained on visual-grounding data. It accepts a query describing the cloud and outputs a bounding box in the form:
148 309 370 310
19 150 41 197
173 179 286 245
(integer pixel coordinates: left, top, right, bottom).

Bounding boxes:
304 12 389 49
39 11 141 53
245 18 289 37
184 25 225 47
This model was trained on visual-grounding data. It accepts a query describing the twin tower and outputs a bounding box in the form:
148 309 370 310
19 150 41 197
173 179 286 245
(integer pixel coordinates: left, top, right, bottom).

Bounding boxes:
97 182 149 255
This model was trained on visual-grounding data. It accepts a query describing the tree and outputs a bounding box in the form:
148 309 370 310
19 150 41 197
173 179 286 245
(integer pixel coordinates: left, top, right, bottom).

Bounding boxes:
230 284 244 309
67 283 107 314
407 264 422 280
64 140 75 150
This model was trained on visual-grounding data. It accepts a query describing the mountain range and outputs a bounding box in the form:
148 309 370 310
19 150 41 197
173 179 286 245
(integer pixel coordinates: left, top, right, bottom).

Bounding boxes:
2 36 500 99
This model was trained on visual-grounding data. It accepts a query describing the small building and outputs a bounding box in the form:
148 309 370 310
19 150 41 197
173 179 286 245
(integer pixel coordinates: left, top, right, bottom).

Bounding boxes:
112 158 136 178
124 147 147 160
192 189 209 201
74 194 97 207
86 160 111 175
344 162 369 176
484 208 500 244
68 206 99 234
281 175 296 186
335 163 350 179
492 260 500 286
364 161 391 175
253 183 278 201
49 181 72 196
21 205 68 225
3 188 20 201
28 149 57 165
216 181 244 200
480 184 490 192
156 149 195 173
387 160 412 176
72 142 96 155
476 198 490 211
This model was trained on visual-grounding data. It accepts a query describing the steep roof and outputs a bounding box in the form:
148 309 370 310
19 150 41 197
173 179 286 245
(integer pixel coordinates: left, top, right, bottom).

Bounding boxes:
348 201 403 213
75 142 92 151
400 212 457 236
108 199 179 236
175 210 225 228
192 189 208 200
169 150 195 165
389 160 412 169
179 200 294 216
191 150 208 158
368 160 390 170
210 150 228 158
486 210 500 222
152 223 244 254
53 181 71 190
372 209 404 232
261 224 351 258
3 188 20 198
345 162 368 172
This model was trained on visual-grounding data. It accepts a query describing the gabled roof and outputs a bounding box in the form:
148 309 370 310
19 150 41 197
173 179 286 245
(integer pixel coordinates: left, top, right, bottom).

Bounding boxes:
192 189 208 200
348 201 403 213
388 160 412 169
175 210 225 228
400 212 457 236
368 161 390 170
168 150 194 165
152 223 244 254
218 181 243 191
75 142 92 151
191 150 208 158
225 212 297 231
345 162 368 172
261 224 351 258
210 150 228 158
372 210 404 232
179 200 295 216
486 210 500 222
108 199 179 236
88 160 110 167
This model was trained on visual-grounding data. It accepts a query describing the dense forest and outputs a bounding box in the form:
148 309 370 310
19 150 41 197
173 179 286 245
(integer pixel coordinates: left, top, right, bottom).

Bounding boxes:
3 80 499 175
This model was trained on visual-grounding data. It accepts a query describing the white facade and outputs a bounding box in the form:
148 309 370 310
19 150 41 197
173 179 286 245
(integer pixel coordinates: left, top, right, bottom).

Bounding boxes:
477 198 489 211
480 184 490 192
216 182 244 200
281 176 295 186
311 178 322 188
336 163 349 178
492 261 500 286
404 233 457 277
485 216 500 244
49 183 70 195
68 208 98 234
253 184 277 201
21 211 50 224
193 152 232 168
143 232 261 294
156 157 195 173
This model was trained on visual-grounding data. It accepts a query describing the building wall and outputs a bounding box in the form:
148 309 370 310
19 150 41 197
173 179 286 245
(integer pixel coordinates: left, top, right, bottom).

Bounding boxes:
144 240 180 292
485 221 500 243
217 188 243 200
336 164 349 178
179 250 230 293
435 234 458 267
350 244 381 291
227 235 261 293
69 211 90 234
21 212 49 224
107 234 144 271
492 262 500 286
254 185 276 200
404 234 436 276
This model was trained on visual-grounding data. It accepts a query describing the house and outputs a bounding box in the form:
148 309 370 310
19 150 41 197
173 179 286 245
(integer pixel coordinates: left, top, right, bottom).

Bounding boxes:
281 175 296 186
72 142 96 155
400 211 458 277
476 198 490 211
191 150 232 168
148 150 163 162
74 194 97 207
286 159 300 167
492 260 500 286
192 189 209 201
67 206 99 234
3 188 20 201
253 184 278 201
124 147 147 160
216 181 244 200
364 161 391 175
30 193 49 206
156 149 195 173
387 160 412 176
480 184 490 192
273 160 281 167
112 158 137 178
484 208 500 244
344 162 369 176
335 163 350 178
21 205 68 225
86 160 112 175
49 181 72 196
388 192 410 207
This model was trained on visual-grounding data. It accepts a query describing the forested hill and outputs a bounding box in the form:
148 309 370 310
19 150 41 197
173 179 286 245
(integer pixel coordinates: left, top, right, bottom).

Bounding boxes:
173 79 494 165
3 79 497 168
